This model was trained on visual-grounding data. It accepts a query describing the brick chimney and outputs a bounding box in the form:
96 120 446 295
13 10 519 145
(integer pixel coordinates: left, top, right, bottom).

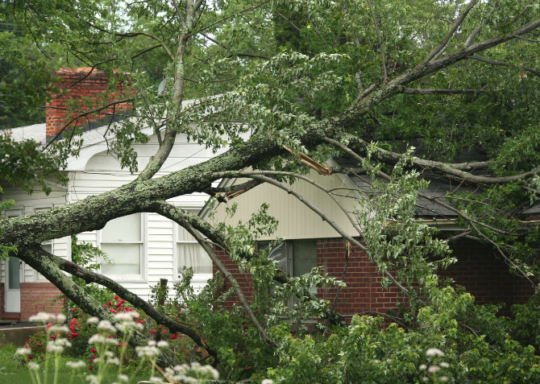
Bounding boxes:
45 68 133 142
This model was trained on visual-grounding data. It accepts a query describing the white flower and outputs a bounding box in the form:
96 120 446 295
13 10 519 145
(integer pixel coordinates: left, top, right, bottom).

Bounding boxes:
117 374 129 382
66 360 86 369
49 325 69 333
440 362 449 368
16 348 31 355
114 312 138 320
262 380 274 384
28 362 40 371
426 348 445 357
47 344 64 353
93 358 101 363
54 338 72 347
97 320 116 332
150 377 163 383
136 346 160 357
173 364 187 374
157 341 169 348
428 366 440 373
56 314 67 323
106 357 120 366
105 351 115 358
205 365 219 380
29 312 55 323
85 375 99 384
422 377 429 382
115 321 137 332
148 340 156 346
419 364 427 371
87 317 99 324
89 334 106 344
440 377 449 382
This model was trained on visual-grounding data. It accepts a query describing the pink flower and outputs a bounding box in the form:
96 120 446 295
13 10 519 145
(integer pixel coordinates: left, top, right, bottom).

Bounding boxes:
89 366 93 370
170 334 179 340
103 304 108 308
71 308 77 313
114 295 119 301
109 308 117 314
91 348 97 353
149 330 156 334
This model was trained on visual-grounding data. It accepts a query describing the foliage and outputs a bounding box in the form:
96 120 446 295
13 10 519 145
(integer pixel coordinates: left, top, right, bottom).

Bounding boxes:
2 0 540 383
14 310 219 384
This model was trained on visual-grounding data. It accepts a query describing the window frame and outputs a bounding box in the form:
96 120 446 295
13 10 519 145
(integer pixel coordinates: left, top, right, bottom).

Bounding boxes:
258 239 319 315
4 209 23 287
172 206 213 284
98 212 148 282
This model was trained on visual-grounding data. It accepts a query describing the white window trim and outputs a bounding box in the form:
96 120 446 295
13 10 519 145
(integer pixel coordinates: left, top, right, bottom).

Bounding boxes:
4 209 23 285
97 213 148 283
172 205 213 284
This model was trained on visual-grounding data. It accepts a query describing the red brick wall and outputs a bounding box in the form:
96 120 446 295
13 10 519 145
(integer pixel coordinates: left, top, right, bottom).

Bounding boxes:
46 67 133 140
439 240 534 309
214 248 255 308
215 238 534 318
20 283 64 321
317 238 402 316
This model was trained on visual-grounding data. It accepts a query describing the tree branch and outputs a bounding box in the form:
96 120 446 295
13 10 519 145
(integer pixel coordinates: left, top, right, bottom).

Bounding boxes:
166 205 277 347
48 250 218 361
275 10 301 32
42 98 134 150
19 246 173 368
366 0 388 84
149 200 345 325
402 88 491 95
467 54 540 77
419 0 479 68
190 0 271 37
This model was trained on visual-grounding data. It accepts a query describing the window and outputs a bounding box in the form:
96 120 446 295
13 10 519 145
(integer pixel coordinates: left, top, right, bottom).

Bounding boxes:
259 239 318 296
175 210 213 279
6 210 22 290
100 213 144 279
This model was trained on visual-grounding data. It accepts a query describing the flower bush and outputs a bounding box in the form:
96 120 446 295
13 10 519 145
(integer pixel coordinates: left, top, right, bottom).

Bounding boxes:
16 310 219 384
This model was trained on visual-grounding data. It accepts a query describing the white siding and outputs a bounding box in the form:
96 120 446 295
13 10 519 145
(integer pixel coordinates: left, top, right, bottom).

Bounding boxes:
0 180 70 283
212 170 361 240
65 134 223 300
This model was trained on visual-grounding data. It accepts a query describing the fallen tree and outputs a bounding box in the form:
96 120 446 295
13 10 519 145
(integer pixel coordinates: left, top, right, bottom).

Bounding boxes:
2 0 540 381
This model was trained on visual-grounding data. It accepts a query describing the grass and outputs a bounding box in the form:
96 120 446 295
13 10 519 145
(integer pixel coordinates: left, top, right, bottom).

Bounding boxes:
0 344 154 384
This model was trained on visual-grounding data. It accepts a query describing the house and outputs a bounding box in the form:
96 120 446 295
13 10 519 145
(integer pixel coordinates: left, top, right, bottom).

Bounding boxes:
0 68 224 321
204 156 537 318
1 67 535 323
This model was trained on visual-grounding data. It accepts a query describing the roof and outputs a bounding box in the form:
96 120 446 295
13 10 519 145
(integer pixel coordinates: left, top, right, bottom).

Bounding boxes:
3 98 212 171
202 148 497 222
333 155 490 218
